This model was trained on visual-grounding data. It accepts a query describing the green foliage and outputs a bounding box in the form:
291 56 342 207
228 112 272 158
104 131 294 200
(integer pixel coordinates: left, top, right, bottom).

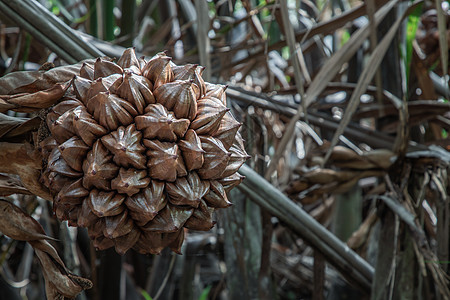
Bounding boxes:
198 285 212 300
405 3 423 86
103 0 115 41
340 30 350 46
140 289 153 300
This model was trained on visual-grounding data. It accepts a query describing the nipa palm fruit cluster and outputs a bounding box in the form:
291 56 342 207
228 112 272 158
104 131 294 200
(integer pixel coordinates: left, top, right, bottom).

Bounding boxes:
39 48 249 255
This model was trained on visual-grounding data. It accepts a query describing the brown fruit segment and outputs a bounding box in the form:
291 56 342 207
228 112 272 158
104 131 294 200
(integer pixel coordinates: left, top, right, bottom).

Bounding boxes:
134 231 179 255
41 48 247 256
135 104 189 141
101 124 146 169
203 180 231 208
85 78 108 100
104 210 134 239
113 71 155 114
93 235 115 251
48 98 83 120
173 64 206 99
154 80 198 120
116 48 141 74
94 57 123 79
77 200 98 227
219 173 245 192
39 136 58 161
213 111 242 150
43 171 73 194
221 140 251 178
142 53 174 88
178 129 204 171
54 203 71 222
66 206 81 227
144 140 185 182
111 168 150 196
82 140 119 190
190 97 229 135
59 136 89 171
55 179 88 206
166 172 210 208
197 136 231 179
204 82 227 105
48 148 83 178
80 62 94 80
142 204 193 233
184 199 215 231
125 180 166 225
88 218 105 239
72 106 107 146
114 227 140 255
88 190 125 217
49 108 77 144
72 76 92 104
87 92 137 131
167 229 185 254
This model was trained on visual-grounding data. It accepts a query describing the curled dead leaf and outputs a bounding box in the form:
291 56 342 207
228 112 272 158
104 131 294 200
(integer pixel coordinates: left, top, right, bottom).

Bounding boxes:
0 199 92 299
0 84 68 113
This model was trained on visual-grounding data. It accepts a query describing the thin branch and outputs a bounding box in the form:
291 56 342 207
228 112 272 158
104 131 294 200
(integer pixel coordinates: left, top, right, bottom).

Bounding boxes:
152 254 177 300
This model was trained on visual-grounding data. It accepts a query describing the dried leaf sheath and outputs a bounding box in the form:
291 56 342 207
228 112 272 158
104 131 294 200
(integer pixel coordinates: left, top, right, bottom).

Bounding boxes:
35 48 248 255
0 199 92 299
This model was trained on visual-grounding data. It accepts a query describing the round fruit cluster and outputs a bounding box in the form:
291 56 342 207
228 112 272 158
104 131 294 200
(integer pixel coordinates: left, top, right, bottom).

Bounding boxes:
40 48 248 255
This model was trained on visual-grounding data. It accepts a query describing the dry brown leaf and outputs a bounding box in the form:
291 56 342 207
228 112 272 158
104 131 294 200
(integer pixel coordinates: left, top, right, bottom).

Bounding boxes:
0 142 52 200
0 173 32 196
347 210 378 249
0 114 41 141
0 199 92 299
0 84 68 113
329 146 362 161
35 248 92 299
0 199 57 241
0 60 94 95
362 149 395 169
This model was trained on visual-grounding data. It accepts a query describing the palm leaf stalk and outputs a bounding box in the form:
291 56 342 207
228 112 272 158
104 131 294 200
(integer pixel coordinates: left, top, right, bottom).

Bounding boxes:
238 165 374 290
0 1 77 64
0 0 103 62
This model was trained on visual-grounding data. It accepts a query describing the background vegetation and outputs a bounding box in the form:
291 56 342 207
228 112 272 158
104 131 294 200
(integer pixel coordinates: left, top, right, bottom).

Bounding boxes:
0 0 449 299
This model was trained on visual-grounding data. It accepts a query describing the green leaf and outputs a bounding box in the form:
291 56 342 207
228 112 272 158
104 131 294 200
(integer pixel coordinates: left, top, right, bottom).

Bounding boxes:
405 3 423 86
198 285 212 300
140 289 153 300
340 30 350 46
281 46 289 60
103 0 115 41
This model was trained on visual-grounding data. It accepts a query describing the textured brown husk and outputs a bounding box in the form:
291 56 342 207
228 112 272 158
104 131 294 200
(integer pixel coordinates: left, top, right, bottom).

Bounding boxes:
38 48 248 255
